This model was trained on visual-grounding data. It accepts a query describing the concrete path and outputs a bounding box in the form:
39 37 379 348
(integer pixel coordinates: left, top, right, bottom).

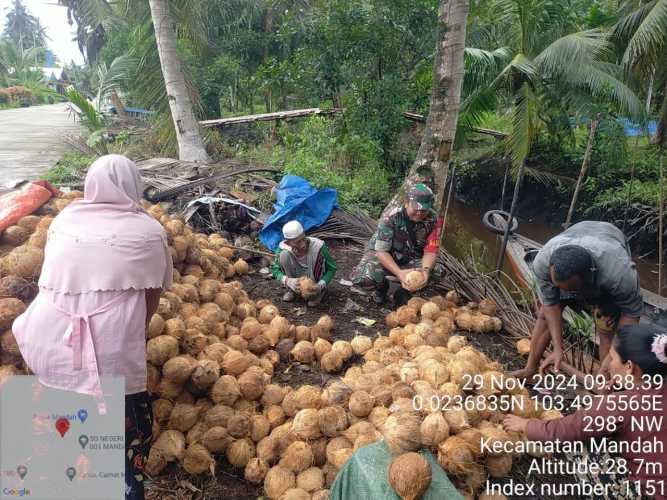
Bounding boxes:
0 103 82 186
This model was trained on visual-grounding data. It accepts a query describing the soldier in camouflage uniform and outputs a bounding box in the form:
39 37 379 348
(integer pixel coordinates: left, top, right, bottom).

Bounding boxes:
350 184 443 304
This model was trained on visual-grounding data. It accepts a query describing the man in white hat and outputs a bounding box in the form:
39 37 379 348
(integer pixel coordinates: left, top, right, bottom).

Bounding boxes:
272 220 337 306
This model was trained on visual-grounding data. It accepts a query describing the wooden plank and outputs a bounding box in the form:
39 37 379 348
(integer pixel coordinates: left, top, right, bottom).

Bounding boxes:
402 111 507 138
200 108 343 128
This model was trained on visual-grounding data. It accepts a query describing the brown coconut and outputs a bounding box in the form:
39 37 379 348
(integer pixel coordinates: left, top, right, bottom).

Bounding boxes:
264 405 286 429
296 467 324 493
222 350 252 376
383 412 422 454
226 438 256 468
279 441 314 473
183 443 215 476
202 426 232 453
486 454 512 478
313 338 332 361
264 466 296 499
292 409 322 440
291 341 315 364
257 436 281 464
244 457 270 484
348 390 375 417
210 374 241 406
388 452 432 500
146 335 179 366
318 405 348 437
420 412 450 447
320 350 344 373
168 403 200 432
238 369 265 401
350 335 373 355
189 359 220 391
299 277 320 298
437 436 476 476
516 338 531 356
0 275 37 302
1 246 44 280
404 271 426 291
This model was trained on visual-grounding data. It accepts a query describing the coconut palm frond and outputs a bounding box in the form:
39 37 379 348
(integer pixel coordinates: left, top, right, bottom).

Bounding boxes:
506 82 540 170
560 61 644 121
93 55 136 108
535 29 609 75
66 87 104 131
621 0 667 66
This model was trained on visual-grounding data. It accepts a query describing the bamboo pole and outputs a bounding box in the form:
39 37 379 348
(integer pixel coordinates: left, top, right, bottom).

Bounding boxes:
564 115 600 228
659 155 664 296
495 160 526 274
622 136 641 233
440 165 457 243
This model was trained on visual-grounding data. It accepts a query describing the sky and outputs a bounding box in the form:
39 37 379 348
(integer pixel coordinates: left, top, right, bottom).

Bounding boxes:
0 0 84 65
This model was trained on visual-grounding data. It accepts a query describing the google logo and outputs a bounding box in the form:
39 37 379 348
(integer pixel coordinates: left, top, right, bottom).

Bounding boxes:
2 488 31 497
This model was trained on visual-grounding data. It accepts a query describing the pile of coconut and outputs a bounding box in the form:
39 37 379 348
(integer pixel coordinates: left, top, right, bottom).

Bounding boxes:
0 194 558 500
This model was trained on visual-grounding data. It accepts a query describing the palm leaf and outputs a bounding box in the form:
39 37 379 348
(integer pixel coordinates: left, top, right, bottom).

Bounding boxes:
65 87 104 131
558 61 644 120
506 82 540 170
534 29 609 75
617 0 667 66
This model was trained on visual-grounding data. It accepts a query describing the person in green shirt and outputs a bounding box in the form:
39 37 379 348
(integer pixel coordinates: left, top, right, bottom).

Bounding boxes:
271 220 337 306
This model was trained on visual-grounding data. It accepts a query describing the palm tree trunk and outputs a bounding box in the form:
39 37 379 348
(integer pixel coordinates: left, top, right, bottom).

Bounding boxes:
564 115 600 228
148 0 209 162
379 0 469 217
110 89 128 120
413 0 469 208
657 82 667 149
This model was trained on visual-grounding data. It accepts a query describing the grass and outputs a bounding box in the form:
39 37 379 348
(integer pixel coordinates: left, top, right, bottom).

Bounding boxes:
44 151 97 186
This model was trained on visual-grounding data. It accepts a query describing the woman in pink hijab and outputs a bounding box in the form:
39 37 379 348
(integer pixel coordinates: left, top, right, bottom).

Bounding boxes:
14 154 172 500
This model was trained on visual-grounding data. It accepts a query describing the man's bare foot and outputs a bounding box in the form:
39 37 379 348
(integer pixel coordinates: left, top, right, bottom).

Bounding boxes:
508 367 538 381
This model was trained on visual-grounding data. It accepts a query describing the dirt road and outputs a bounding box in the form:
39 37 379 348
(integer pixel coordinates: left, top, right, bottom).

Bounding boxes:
0 103 82 186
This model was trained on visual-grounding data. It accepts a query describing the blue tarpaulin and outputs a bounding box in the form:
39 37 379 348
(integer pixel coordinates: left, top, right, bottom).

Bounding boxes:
259 175 338 252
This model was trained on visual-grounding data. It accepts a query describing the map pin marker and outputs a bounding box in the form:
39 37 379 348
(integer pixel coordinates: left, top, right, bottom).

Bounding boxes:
55 418 70 438
16 465 27 479
78 435 89 449
66 467 76 481
77 409 88 424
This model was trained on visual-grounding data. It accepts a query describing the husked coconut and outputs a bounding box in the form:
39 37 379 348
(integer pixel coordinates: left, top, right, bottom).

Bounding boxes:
437 436 476 476
420 412 450 447
350 335 373 355
183 443 215 476
516 338 531 356
226 438 256 468
202 426 231 453
382 412 422 454
244 457 269 484
264 466 296 499
296 467 324 493
291 341 315 364
320 350 343 373
348 391 375 417
146 335 179 366
388 452 432 500
317 405 348 437
404 271 426 291
279 441 314 473
292 408 321 440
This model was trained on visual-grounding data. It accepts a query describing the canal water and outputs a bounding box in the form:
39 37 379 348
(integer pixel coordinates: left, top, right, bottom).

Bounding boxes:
443 198 663 295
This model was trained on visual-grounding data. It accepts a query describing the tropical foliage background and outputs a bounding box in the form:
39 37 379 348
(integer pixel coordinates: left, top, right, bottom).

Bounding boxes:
2 0 667 252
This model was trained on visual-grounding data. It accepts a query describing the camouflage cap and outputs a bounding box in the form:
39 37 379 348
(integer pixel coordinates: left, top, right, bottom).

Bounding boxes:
407 183 434 210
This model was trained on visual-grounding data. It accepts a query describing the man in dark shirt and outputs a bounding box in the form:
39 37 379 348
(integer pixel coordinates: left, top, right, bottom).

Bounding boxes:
513 221 643 379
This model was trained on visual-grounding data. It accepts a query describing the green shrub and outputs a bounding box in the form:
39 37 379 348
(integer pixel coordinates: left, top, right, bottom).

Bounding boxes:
44 152 97 186
279 116 390 216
